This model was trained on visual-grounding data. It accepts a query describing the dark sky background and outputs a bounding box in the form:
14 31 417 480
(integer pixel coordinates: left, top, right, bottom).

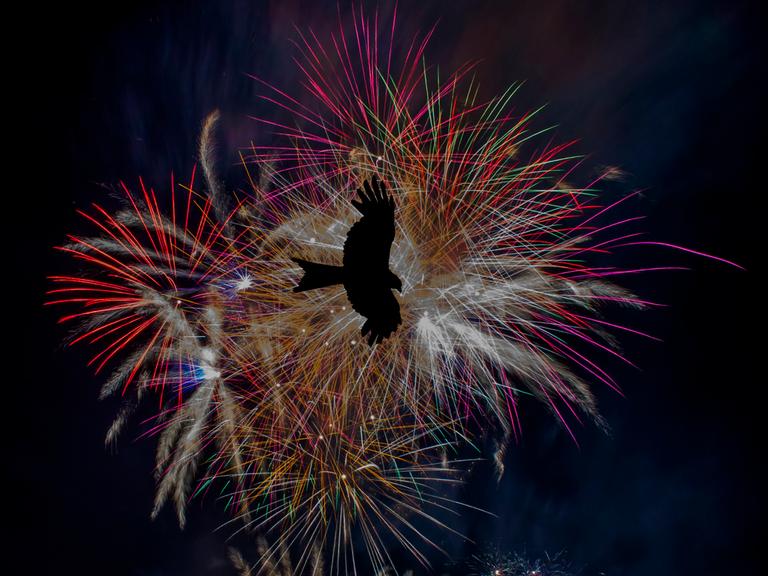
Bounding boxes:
11 1 761 574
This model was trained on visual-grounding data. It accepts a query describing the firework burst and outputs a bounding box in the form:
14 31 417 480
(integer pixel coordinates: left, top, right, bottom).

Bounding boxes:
467 549 575 576
47 130 256 525
243 7 649 450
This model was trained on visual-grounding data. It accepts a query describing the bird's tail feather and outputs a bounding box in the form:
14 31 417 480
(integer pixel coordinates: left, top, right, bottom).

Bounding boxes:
291 258 344 292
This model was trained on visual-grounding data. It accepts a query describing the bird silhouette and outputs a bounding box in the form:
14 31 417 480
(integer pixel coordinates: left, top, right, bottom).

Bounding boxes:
292 176 402 345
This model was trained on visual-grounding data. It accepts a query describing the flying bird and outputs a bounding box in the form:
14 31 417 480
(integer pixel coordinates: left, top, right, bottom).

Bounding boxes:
292 177 402 345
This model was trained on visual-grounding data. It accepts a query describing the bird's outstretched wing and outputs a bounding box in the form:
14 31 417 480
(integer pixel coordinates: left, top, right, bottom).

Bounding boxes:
344 176 395 267
343 177 401 345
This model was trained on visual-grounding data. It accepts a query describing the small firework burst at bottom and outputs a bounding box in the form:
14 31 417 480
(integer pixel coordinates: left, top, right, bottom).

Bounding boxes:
467 549 575 576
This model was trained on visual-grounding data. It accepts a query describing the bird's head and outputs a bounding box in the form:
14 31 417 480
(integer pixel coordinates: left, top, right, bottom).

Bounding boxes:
388 272 402 293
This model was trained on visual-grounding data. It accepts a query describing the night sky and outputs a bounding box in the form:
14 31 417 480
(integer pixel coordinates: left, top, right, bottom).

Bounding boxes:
12 1 761 574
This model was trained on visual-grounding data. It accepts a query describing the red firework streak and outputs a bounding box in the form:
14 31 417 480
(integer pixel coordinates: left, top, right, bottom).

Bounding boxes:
47 169 244 408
